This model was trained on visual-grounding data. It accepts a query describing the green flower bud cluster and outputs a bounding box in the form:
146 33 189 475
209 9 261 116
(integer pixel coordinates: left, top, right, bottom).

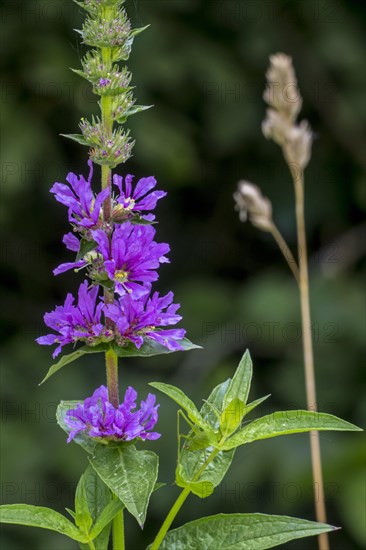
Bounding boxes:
79 117 135 166
64 0 151 168
80 8 131 48
73 52 132 97
74 0 126 16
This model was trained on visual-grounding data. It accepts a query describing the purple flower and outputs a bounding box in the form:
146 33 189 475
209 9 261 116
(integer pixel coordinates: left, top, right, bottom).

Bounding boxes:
50 160 109 230
36 281 110 358
113 174 166 220
53 233 87 276
64 385 160 443
104 287 186 351
92 223 170 298
99 78 111 87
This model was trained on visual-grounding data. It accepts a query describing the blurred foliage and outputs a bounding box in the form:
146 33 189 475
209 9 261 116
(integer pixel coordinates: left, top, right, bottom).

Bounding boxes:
0 0 365 549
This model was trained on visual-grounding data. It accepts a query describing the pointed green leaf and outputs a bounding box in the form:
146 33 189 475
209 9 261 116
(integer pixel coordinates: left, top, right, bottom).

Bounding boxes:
177 380 235 491
153 513 337 549
75 472 93 533
89 444 158 528
129 25 150 39
81 465 112 519
66 508 76 521
149 382 209 430
40 349 89 385
76 238 97 261
201 379 231 429
113 337 201 358
73 0 94 13
89 500 123 539
77 466 114 549
116 105 153 124
241 395 271 420
221 410 362 450
40 344 110 384
223 350 252 409
41 339 200 385
71 68 87 80
0 504 87 542
61 133 89 146
220 398 245 437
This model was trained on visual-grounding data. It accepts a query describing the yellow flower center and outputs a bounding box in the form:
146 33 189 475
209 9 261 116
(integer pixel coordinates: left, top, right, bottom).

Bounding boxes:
114 269 128 282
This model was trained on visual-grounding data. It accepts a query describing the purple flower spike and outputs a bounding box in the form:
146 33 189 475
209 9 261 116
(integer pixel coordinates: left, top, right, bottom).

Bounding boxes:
50 160 109 230
113 174 166 219
36 281 110 358
92 223 170 298
104 287 186 351
64 385 160 443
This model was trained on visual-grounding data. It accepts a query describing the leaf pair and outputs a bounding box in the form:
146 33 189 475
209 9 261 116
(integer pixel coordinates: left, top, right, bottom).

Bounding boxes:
40 338 201 385
151 350 361 499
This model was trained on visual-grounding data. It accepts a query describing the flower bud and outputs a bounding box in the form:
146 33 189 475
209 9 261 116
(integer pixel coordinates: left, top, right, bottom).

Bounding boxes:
74 51 132 97
75 0 126 14
79 118 135 167
80 7 131 48
234 181 273 232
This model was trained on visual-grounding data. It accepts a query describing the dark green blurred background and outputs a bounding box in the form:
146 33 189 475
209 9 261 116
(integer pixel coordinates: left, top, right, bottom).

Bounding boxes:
1 0 365 548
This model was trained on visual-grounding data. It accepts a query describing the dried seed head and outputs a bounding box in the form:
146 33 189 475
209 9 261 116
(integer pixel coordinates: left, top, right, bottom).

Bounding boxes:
234 181 273 232
262 53 313 170
262 108 291 147
263 53 302 122
286 120 313 169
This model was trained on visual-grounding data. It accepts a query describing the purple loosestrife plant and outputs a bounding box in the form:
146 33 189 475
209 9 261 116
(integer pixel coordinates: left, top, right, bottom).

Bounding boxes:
1 3 362 550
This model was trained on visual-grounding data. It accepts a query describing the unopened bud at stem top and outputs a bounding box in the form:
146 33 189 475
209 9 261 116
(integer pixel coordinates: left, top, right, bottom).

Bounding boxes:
262 53 313 170
234 181 273 232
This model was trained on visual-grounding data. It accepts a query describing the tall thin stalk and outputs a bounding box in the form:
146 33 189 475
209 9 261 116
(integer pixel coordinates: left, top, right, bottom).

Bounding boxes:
290 164 329 550
269 222 300 283
235 53 330 550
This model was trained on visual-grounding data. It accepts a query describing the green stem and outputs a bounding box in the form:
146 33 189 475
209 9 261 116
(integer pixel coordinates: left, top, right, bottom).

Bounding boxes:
112 507 125 550
150 486 191 550
88 541 96 550
151 448 219 550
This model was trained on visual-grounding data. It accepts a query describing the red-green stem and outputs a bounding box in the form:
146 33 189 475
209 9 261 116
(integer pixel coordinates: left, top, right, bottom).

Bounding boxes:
106 348 119 408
